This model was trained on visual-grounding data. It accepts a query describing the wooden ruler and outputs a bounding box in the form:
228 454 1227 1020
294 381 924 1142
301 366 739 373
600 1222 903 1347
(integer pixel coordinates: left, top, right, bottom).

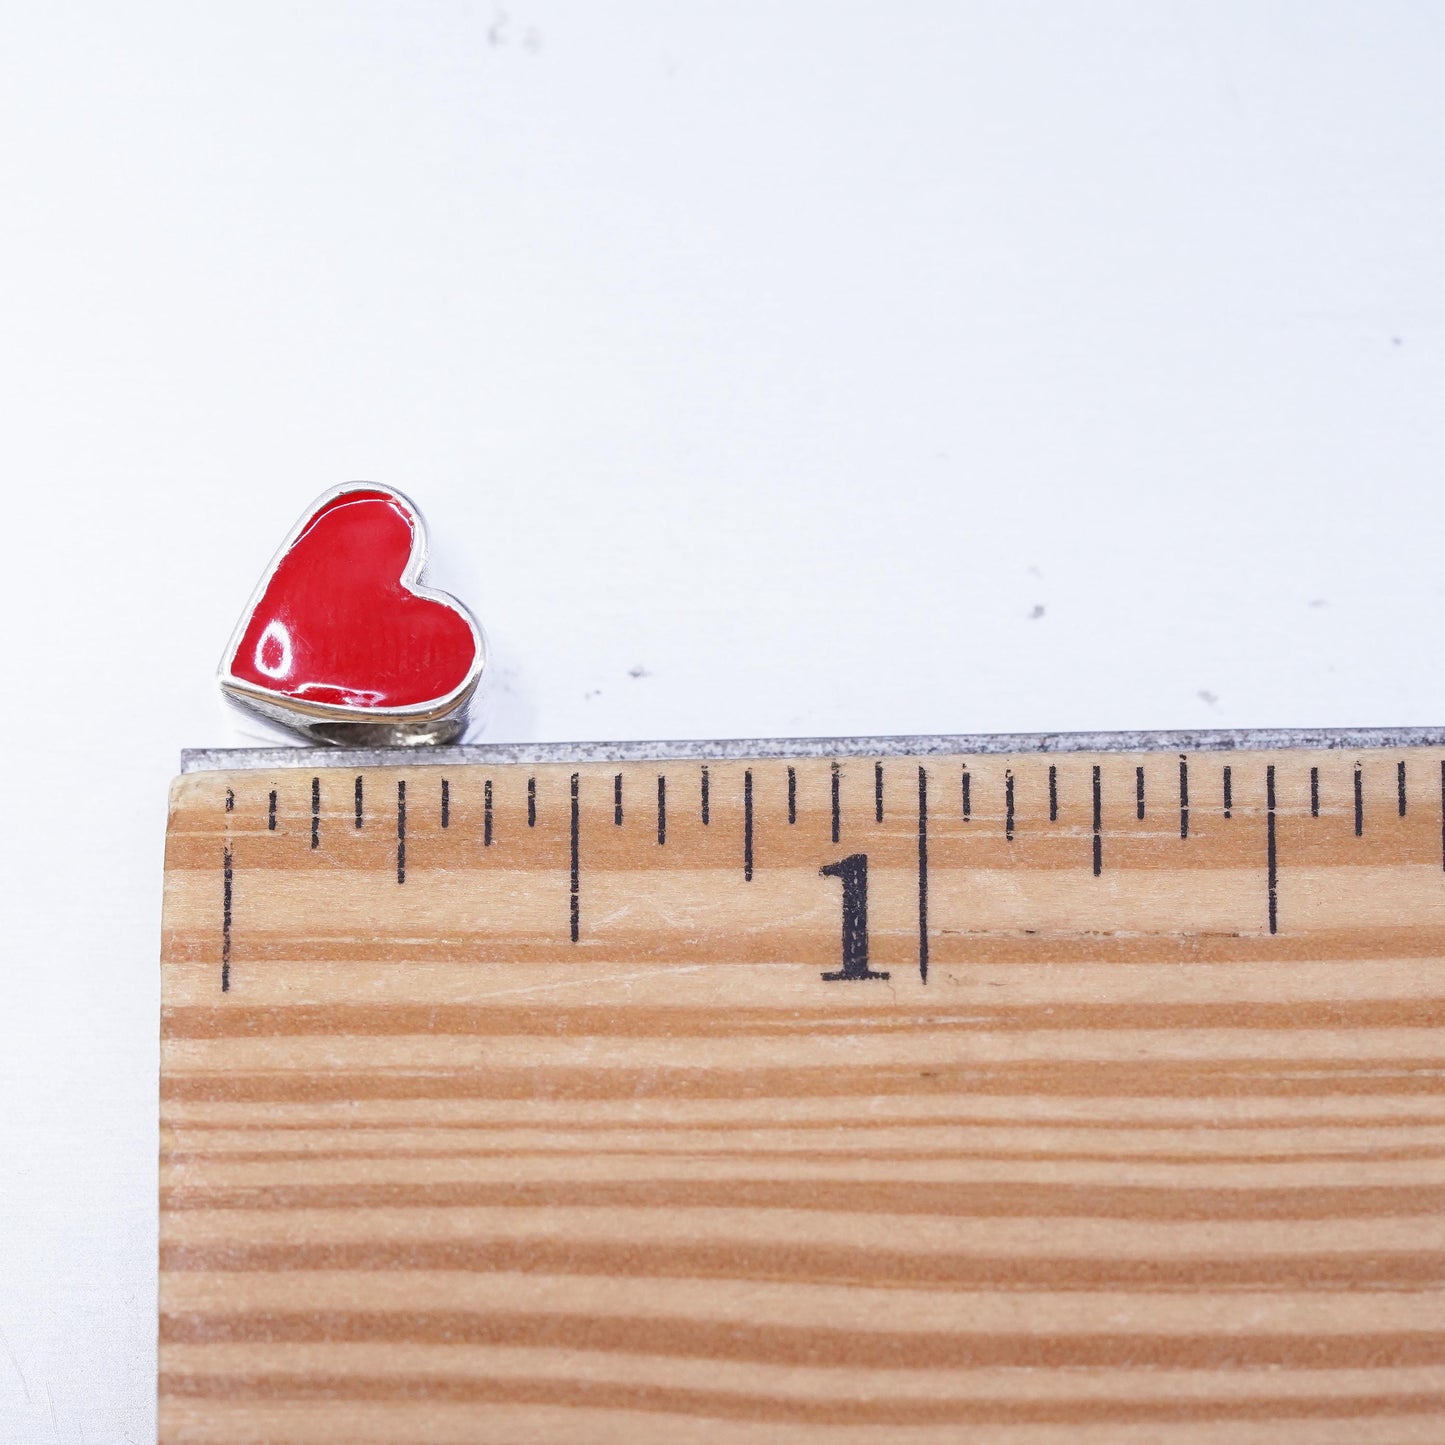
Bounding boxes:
160 734 1445 1443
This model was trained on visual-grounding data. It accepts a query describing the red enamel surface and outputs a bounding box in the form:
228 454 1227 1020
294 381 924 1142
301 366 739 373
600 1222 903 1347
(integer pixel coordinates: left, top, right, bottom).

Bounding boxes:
229 490 477 710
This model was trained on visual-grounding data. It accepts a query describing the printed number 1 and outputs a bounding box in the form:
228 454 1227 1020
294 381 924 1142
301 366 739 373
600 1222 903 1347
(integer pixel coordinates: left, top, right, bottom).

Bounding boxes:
820 853 888 981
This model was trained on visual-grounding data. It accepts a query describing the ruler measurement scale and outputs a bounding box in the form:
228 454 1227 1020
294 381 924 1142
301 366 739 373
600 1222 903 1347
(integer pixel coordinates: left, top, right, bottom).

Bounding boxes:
160 737 1445 1444
209 752 1438 993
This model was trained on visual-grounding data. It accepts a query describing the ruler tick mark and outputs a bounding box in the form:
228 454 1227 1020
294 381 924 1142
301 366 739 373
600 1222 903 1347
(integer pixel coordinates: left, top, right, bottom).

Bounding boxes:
527 777 537 828
875 761 884 823
961 766 971 821
1005 770 1015 841
1092 765 1102 876
1135 765 1145 821
569 773 580 943
787 767 797 825
1223 765 1233 820
917 766 929 983
1398 760 1407 817
220 841 232 992
831 761 841 843
1178 757 1189 839
744 769 754 881
224 788 234 814
657 775 667 845
614 773 623 826
483 780 493 846
701 766 710 825
268 789 277 831
441 779 450 829
1355 764 1364 837
1048 765 1058 822
396 781 406 884
1267 764 1278 934
311 777 320 849
354 776 363 829
1311 767 1320 818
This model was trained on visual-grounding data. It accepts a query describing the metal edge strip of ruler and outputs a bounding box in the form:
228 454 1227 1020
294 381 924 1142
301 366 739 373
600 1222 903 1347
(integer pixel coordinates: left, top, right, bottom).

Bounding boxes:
182 724 1445 772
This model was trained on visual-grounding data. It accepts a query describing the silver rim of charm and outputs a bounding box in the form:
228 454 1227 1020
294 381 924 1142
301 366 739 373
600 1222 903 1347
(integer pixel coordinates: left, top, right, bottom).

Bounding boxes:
217 482 487 747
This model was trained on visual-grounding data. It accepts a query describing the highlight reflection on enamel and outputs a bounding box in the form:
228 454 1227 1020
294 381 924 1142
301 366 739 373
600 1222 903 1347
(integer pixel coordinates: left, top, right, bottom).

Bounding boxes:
254 620 293 680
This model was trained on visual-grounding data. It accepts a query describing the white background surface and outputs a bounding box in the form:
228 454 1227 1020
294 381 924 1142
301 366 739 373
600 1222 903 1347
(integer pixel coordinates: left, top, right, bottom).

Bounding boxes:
2 3 1444 1439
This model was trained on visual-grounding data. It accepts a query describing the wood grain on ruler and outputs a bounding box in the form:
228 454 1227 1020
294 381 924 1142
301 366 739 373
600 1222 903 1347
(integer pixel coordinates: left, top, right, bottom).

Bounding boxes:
159 750 1445 1443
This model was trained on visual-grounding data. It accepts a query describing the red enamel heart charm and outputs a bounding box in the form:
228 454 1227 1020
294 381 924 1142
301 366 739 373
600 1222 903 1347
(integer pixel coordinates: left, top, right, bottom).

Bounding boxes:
219 485 485 744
